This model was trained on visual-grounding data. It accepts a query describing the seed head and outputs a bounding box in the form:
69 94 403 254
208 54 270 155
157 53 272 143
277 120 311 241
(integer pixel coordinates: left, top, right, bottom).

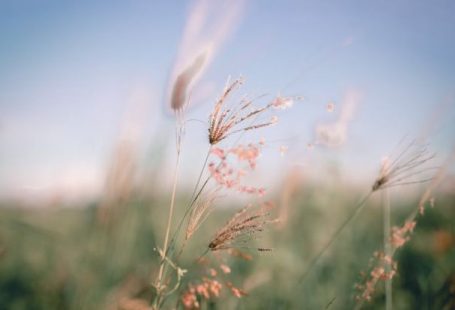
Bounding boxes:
186 192 217 241
372 139 435 192
171 53 206 112
208 78 294 145
208 202 276 252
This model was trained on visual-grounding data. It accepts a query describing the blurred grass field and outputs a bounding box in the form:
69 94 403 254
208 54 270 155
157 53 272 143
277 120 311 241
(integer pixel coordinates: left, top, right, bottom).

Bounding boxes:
2 1 455 309
1 179 454 309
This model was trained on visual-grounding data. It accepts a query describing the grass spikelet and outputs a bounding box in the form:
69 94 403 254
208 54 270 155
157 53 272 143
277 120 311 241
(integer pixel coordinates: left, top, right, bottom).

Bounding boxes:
372 139 435 191
208 202 276 251
208 77 295 145
171 53 206 112
186 192 217 241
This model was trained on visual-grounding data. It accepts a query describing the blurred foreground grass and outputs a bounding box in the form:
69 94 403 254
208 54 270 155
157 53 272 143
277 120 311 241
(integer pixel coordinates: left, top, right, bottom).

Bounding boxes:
0 183 454 309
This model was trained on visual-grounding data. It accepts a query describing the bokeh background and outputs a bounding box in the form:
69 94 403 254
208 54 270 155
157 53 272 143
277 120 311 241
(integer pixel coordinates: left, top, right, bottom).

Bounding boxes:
1 0 454 309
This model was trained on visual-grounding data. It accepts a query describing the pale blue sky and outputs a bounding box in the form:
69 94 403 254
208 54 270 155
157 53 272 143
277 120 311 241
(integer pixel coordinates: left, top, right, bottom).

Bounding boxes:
1 0 454 201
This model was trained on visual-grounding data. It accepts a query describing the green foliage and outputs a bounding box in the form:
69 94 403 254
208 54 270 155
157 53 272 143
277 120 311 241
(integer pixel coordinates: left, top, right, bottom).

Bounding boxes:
0 187 454 309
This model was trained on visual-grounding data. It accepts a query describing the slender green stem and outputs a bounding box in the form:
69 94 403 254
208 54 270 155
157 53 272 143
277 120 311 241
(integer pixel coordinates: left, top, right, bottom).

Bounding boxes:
298 192 372 285
384 187 392 310
153 125 183 308
190 147 213 203
155 147 213 308
166 146 212 260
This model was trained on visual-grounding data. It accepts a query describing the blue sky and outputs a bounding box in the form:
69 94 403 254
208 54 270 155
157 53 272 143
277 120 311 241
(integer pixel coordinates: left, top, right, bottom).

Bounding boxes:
1 0 454 201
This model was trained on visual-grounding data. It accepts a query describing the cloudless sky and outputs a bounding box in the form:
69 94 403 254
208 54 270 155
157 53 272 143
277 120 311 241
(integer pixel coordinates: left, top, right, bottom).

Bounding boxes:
1 0 454 202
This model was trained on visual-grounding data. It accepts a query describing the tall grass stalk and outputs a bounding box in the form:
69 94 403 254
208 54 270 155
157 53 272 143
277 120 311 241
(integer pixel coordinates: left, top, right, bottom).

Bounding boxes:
163 80 264 265
299 138 435 297
173 146 213 260
153 124 184 308
383 186 392 310
354 145 452 309
161 146 213 263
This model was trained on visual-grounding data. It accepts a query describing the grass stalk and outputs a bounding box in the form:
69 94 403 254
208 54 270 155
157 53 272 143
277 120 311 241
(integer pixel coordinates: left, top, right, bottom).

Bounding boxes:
167 146 212 261
153 125 184 308
383 187 392 310
298 192 372 284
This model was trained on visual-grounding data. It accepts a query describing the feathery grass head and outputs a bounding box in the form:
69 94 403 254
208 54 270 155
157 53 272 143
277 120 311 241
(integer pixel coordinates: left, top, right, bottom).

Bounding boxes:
208 77 296 145
372 139 435 192
186 192 217 241
170 52 207 112
208 202 276 252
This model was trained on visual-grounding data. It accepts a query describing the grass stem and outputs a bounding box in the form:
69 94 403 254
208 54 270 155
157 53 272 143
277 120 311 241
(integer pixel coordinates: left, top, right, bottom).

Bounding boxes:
298 192 372 285
153 125 184 308
384 187 392 310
